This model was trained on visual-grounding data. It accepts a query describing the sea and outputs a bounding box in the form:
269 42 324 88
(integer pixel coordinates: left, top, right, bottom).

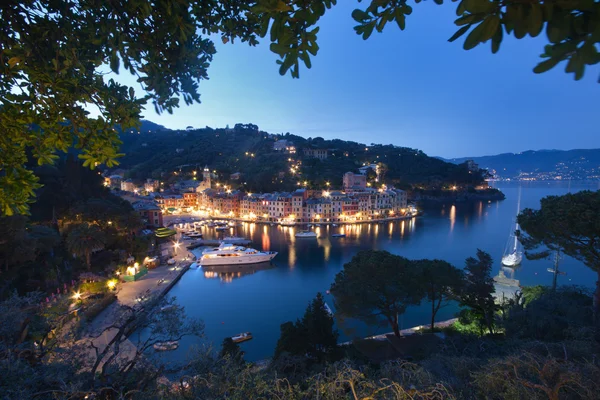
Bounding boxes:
155 181 600 362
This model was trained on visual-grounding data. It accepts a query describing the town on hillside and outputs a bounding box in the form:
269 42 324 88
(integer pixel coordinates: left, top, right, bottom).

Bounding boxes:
105 166 414 226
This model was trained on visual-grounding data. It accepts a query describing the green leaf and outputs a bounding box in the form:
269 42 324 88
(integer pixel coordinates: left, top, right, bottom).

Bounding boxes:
463 20 488 50
480 15 500 42
463 0 494 14
395 12 406 30
448 25 470 42
352 9 369 22
8 57 20 68
533 57 560 74
362 22 375 39
456 0 466 16
491 24 503 54
528 3 543 37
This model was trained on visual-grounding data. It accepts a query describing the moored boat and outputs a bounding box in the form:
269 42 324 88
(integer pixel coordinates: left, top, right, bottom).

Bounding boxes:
200 243 277 266
153 341 179 351
295 231 317 238
331 233 346 238
502 187 523 267
231 332 252 343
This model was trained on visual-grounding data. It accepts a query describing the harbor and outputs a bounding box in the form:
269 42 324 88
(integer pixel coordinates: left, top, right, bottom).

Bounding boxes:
154 182 597 361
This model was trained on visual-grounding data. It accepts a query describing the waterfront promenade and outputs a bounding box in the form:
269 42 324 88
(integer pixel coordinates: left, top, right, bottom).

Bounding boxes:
78 245 194 370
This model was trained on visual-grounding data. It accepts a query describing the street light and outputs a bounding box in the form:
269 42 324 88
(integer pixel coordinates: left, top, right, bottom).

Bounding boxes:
72 291 81 300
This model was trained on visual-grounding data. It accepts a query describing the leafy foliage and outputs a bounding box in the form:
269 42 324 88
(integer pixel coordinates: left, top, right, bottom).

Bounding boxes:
274 292 338 360
352 0 600 82
503 286 594 341
418 259 464 331
66 223 106 270
331 250 424 337
458 249 498 335
518 190 600 324
4 0 580 215
118 126 487 193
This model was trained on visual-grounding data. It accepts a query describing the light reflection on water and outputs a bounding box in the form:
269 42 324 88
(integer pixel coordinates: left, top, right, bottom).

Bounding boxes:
160 182 598 362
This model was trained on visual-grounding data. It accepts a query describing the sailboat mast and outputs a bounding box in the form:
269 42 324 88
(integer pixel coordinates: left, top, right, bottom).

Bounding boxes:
513 186 522 253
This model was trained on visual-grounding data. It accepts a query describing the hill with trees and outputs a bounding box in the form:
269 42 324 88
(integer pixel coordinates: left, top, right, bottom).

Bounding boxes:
117 123 488 193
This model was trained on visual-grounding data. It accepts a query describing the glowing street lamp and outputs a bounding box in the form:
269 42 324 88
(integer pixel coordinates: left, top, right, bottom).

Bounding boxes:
72 291 81 300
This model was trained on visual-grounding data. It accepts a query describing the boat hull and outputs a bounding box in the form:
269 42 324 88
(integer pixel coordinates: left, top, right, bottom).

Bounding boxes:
200 253 277 266
501 252 523 267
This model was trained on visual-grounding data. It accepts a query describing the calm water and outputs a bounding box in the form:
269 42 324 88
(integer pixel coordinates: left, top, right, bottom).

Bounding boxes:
162 182 599 362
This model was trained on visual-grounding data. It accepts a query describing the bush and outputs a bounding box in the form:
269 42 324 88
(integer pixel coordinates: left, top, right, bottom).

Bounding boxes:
82 293 116 322
503 286 593 341
79 280 109 295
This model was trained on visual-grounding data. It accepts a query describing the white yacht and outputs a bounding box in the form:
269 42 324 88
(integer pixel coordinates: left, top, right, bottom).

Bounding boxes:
502 187 523 267
200 243 277 266
295 231 317 238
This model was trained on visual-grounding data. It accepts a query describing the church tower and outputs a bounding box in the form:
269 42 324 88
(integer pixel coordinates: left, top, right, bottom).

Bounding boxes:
202 165 211 189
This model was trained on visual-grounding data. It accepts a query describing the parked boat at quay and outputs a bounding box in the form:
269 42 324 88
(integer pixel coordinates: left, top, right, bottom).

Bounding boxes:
200 243 277 266
295 231 317 238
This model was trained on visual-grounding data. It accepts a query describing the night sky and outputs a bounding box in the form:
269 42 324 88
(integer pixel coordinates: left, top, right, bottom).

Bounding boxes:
101 2 599 158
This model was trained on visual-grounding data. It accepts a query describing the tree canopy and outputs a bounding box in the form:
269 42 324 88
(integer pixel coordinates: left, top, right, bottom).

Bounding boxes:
330 250 423 337
2 0 597 215
418 259 464 331
458 249 498 335
518 190 600 325
274 292 338 360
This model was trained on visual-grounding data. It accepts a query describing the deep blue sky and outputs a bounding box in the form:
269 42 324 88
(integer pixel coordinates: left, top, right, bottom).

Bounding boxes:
105 2 599 158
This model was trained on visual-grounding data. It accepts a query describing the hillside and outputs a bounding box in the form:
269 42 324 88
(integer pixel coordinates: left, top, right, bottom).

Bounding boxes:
117 123 486 193
446 149 600 180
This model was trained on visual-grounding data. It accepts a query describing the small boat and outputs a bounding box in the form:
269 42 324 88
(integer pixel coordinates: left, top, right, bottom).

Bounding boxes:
332 224 338 227
216 226 229 231
502 187 523 267
324 303 334 317
307 224 313 227
160 304 177 312
331 233 346 238
315 223 321 227
153 341 179 351
295 231 317 238
167 258 176 265
231 332 252 343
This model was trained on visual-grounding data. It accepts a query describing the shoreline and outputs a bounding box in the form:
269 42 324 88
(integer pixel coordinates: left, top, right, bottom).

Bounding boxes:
167 213 419 228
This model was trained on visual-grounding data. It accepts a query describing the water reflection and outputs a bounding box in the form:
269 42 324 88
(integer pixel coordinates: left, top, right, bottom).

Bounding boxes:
202 262 275 283
288 245 296 267
262 231 270 251
449 205 456 232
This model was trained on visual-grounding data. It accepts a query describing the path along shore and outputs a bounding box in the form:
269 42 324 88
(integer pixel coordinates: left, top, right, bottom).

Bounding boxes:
78 244 195 370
